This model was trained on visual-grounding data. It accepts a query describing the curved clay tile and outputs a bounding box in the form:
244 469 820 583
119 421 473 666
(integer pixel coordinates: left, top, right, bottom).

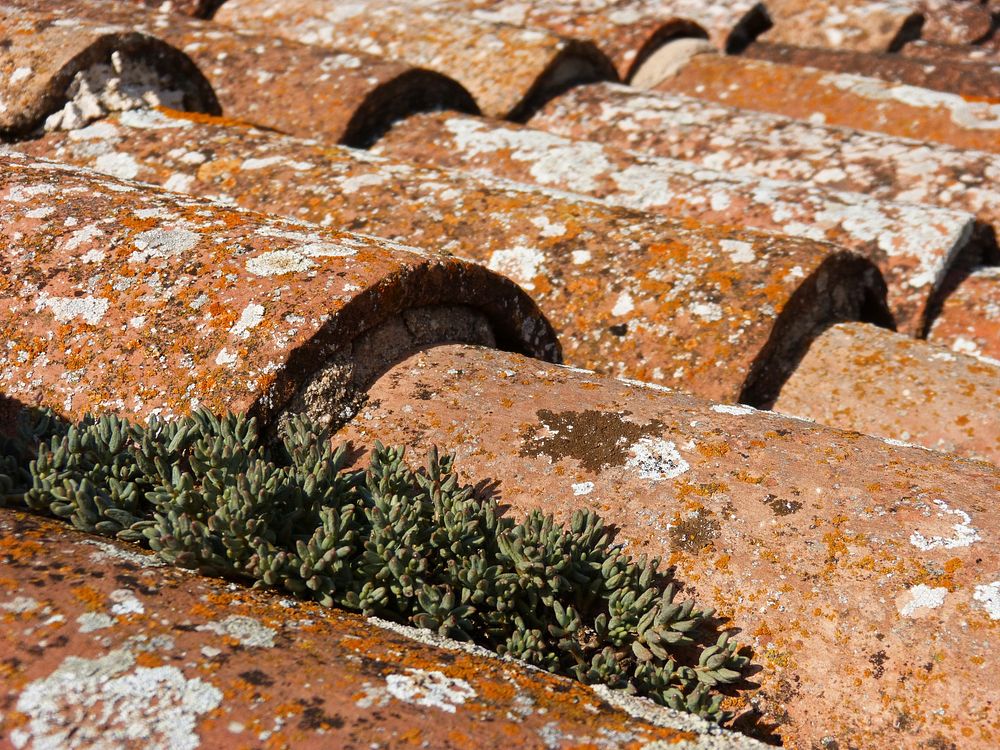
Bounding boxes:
339 343 1000 750
0 7 218 136
372 111 984 336
918 0 995 46
7 108 888 405
529 83 1000 238
0 510 766 749
5 0 478 146
214 0 616 120
129 0 222 18
760 0 924 52
900 37 1000 64
0 151 558 426
647 45 1000 153
773 321 1000 463
741 41 1000 103
928 266 1000 363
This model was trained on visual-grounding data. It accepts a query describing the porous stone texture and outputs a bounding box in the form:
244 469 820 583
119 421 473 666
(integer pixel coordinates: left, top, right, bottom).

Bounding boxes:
6 108 888 404
917 0 995 45
773 321 1000 463
760 0 924 52
0 509 768 749
6 0 477 146
529 82 1000 238
741 41 1000 104
214 0 617 119
651 48 1000 153
0 5 218 136
928 266 1000 363
0 150 558 425
373 110 980 335
339 344 1000 750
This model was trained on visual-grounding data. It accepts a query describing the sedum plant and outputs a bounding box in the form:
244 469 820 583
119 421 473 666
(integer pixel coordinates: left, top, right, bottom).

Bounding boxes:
0 407 750 721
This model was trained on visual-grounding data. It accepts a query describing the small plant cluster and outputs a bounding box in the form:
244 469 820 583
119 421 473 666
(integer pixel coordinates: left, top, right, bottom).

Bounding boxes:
0 408 750 721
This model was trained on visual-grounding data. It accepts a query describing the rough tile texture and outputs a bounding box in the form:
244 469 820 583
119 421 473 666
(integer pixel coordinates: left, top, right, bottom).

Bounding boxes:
214 0 616 119
4 108 889 404
774 321 1000 463
901 37 1000 64
652 49 1000 153
340 344 1000 750
918 0 995 45
0 151 558 425
928 266 1000 363
761 0 924 52
0 6 218 136
0 509 768 749
8 0 478 146
530 82 1000 237
741 40 1000 103
373 110 980 335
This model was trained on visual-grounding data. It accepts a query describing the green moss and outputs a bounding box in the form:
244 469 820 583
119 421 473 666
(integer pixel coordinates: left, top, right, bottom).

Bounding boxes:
1 407 751 721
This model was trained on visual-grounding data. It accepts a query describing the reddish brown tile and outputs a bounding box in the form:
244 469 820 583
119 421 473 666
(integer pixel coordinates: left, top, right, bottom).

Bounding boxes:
928 266 1000 362
339 343 1000 749
760 0 924 52
918 0 995 45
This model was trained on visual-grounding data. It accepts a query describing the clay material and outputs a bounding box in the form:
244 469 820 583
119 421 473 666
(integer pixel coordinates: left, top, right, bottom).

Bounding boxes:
6 108 889 404
760 0 924 52
774 321 1000 463
928 266 1000 363
0 150 558 426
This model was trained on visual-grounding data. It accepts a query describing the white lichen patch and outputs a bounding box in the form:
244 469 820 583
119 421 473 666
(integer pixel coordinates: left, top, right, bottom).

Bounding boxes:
36 293 109 325
245 250 315 277
196 615 276 648
85 539 164 568
611 291 635 316
12 649 221 750
94 152 140 180
710 404 756 416
625 438 689 481
719 239 755 264
128 227 200 264
572 481 595 496
972 581 1000 620
1 596 40 614
76 612 115 633
909 499 981 551
230 303 265 339
899 584 948 618
109 589 144 617
487 245 545 289
381 669 476 714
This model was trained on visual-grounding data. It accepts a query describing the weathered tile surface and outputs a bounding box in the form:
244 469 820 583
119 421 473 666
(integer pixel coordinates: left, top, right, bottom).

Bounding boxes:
5 107 887 405
340 344 1000 750
760 0 924 52
7 0 477 145
741 40 1000 103
0 6 218 136
928 266 1000 363
918 0 995 45
214 0 616 119
0 509 766 749
0 151 557 425
774 321 1000 463
901 37 1000 64
373 110 981 335
529 82 1000 235
650 47 1000 153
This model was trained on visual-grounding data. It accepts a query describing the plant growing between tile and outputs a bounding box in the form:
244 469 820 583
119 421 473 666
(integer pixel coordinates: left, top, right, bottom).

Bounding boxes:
0 408 751 721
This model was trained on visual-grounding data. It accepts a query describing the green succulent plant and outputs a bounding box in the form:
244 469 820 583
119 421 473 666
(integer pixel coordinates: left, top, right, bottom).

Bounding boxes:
0 406 751 722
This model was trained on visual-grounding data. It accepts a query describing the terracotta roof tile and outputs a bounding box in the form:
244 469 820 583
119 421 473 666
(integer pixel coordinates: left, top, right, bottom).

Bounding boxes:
528 82 1000 235
900 36 1000 64
213 0 616 119
372 109 982 336
928 266 1000 362
5 109 888 406
648 44 1000 153
340 343 1000 749
760 0 924 52
0 509 765 749
741 40 1000 103
8 0 478 145
0 7 219 136
918 0 995 46
774 321 1000 462
0 150 557 426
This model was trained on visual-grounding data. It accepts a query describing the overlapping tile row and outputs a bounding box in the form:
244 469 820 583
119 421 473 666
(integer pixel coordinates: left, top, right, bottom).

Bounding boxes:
213 0 616 119
1 109 886 406
0 509 765 750
772 321 1000 463
741 40 1000 103
0 151 557 426
6 0 478 145
928 267 1000 362
900 37 1000 63
131 0 220 18
529 82 1000 235
372 110 981 336
647 46 1000 153
0 8 219 136
759 0 924 52
917 0 996 45
339 344 1000 750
